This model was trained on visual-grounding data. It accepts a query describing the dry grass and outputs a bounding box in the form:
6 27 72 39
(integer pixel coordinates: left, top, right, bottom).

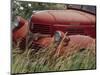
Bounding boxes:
11 35 96 74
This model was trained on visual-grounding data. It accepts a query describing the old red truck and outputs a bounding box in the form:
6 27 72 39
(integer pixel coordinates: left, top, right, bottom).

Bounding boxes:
13 9 96 48
30 10 96 38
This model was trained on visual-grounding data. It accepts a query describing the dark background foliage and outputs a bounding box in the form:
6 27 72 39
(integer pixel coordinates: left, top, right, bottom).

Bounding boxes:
11 0 67 20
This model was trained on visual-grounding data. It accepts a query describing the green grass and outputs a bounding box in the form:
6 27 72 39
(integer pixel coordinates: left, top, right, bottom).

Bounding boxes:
12 42 96 74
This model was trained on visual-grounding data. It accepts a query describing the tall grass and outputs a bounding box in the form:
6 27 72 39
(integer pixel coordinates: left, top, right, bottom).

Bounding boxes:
12 40 96 74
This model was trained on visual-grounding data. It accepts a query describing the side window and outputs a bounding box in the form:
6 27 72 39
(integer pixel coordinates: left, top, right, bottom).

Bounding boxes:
82 6 96 14
67 4 96 14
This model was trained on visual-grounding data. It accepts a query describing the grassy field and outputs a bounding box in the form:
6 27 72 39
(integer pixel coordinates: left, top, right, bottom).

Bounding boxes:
12 36 96 74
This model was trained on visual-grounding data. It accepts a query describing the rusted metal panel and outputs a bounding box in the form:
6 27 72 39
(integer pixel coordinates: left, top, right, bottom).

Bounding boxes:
31 11 55 24
13 16 29 41
30 10 96 38
31 10 96 25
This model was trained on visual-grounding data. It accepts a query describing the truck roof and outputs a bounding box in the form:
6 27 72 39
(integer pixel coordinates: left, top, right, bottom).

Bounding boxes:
31 10 96 25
